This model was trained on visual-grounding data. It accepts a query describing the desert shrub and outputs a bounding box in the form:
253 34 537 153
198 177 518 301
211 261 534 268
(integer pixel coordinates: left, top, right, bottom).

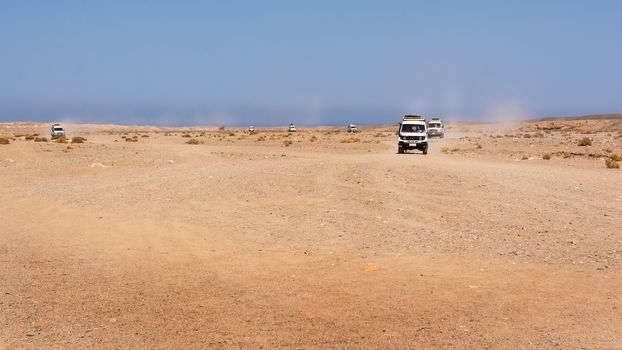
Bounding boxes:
534 132 545 138
610 154 621 162
309 136 317 142
523 134 532 138
125 137 138 142
181 133 191 138
0 137 9 145
228 132 235 137
257 136 266 141
451 147 460 152
543 153 551 160
141 134 149 138
578 137 591 146
34 137 48 142
606 158 620 169
340 138 360 143
475 144 483 149
521 155 529 160
186 138 201 144
562 151 571 158
71 136 87 143
55 136 67 143
603 148 612 153
374 132 385 137
25 135 35 140
218 125 225 131
441 147 449 153
283 140 293 147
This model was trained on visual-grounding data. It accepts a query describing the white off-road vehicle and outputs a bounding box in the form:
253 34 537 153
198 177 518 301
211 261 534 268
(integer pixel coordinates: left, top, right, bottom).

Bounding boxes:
288 123 297 132
427 118 444 138
397 115 428 154
51 124 65 138
248 125 255 134
347 124 358 133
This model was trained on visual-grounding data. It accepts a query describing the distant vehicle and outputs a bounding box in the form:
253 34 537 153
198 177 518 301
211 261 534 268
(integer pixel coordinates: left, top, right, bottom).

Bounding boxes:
347 124 358 133
397 115 428 154
288 123 297 132
248 125 255 134
51 124 65 138
427 118 444 138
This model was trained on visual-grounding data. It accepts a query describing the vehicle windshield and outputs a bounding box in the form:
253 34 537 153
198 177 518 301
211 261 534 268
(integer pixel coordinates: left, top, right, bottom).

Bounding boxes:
429 123 441 128
53 127 63 131
401 124 425 133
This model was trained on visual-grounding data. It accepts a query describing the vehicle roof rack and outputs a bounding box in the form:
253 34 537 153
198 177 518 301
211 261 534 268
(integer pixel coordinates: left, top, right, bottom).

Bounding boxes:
403 115 425 121
430 117 441 121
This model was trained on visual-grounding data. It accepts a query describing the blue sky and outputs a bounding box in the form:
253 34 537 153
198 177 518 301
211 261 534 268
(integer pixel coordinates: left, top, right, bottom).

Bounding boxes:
1 1 621 125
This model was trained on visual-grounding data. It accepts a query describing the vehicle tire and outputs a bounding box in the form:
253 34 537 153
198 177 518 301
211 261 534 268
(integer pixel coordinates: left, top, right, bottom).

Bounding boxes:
440 133 444 139
398 145 404 154
422 146 428 155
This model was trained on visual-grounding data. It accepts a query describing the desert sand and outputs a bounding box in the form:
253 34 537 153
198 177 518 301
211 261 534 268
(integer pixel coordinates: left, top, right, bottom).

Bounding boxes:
1 119 621 348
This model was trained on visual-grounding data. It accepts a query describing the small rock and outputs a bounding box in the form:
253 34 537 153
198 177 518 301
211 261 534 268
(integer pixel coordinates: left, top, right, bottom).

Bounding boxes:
363 263 380 272
168 160 174 164
26 331 38 337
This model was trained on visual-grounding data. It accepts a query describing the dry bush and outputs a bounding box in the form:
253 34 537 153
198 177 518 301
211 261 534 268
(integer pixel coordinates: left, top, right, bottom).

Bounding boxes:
55 136 67 143
441 147 449 153
374 132 386 137
228 132 235 137
340 138 360 143
181 134 192 138
34 137 48 142
451 147 460 152
309 135 317 142
533 132 545 138
125 137 138 142
71 136 87 143
543 153 551 160
562 151 571 159
603 148 612 153
141 134 150 138
521 155 529 160
257 136 266 141
25 135 35 140
186 138 201 144
578 137 591 146
283 140 293 147
475 144 483 149
606 158 620 169
523 134 532 138
610 153 621 162
0 137 9 145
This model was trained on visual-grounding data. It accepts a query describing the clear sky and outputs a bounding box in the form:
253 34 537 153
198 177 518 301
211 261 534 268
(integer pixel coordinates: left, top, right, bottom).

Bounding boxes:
1 1 621 125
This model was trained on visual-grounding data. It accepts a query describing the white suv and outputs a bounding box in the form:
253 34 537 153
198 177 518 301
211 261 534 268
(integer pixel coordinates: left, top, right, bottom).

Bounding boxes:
427 118 444 138
51 124 65 138
397 115 428 154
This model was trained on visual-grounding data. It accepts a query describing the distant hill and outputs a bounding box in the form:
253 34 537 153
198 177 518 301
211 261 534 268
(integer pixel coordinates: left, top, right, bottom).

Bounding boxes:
534 114 622 121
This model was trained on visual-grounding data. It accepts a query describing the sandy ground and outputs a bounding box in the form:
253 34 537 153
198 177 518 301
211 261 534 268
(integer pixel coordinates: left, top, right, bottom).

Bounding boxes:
1 120 621 349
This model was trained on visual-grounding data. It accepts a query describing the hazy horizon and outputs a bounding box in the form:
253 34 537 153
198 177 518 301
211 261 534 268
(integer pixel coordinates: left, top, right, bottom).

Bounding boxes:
2 1 621 125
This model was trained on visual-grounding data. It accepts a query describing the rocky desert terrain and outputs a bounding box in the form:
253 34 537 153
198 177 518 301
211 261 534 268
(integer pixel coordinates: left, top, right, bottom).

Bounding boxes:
1 118 621 349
